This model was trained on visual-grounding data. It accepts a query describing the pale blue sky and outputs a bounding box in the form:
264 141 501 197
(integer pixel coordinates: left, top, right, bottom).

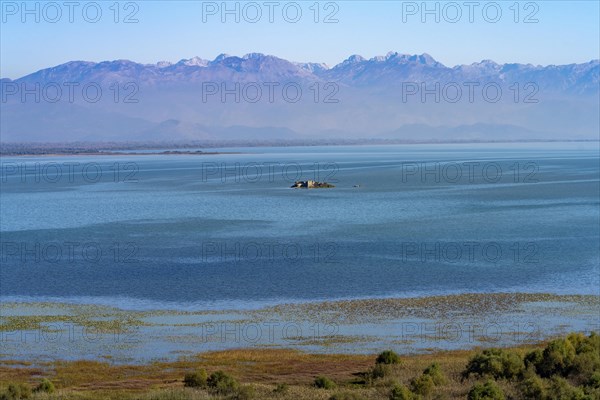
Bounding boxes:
1 1 599 79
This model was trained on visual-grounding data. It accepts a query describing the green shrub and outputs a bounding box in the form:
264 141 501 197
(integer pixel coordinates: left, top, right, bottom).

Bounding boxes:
572 351 600 382
0 383 31 400
377 350 402 365
463 348 524 380
524 349 544 368
577 332 600 353
520 332 600 397
530 332 600 381
183 369 207 388
314 376 336 389
33 379 55 394
566 332 599 355
422 362 447 385
411 373 434 396
273 383 289 394
536 338 577 377
588 371 600 389
368 363 392 381
207 370 239 395
548 376 586 400
467 379 505 400
584 388 600 399
567 333 588 351
520 375 547 399
389 383 416 400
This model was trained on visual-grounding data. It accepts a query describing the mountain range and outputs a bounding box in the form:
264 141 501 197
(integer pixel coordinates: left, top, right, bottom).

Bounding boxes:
1 52 598 142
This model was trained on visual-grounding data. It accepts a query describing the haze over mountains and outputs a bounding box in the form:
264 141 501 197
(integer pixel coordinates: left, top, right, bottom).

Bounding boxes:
1 52 598 142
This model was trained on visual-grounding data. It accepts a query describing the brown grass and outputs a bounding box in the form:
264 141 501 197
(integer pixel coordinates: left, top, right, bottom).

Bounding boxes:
0 342 550 399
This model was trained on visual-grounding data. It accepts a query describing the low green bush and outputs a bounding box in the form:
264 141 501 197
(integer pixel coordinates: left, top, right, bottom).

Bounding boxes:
368 363 392 381
467 379 505 400
519 375 547 399
547 376 586 400
588 371 600 389
411 373 434 396
463 348 524 380
524 349 544 368
566 333 589 352
207 370 239 395
536 338 577 377
377 350 402 365
530 333 600 380
314 376 336 389
33 378 55 394
422 362 447 385
571 351 600 382
389 383 416 400
183 369 207 388
0 383 31 400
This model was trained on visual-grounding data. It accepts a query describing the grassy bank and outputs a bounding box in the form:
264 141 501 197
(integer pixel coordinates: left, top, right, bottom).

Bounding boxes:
1 332 599 400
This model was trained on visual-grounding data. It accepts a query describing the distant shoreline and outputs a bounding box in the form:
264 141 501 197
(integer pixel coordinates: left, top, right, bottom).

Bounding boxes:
0 150 240 157
1 139 598 156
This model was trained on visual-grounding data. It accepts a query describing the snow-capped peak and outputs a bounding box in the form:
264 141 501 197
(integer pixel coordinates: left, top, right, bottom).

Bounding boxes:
343 54 366 65
370 55 387 62
156 61 173 68
178 56 209 67
294 62 330 73
418 53 437 65
212 53 231 63
242 53 266 60
476 59 500 66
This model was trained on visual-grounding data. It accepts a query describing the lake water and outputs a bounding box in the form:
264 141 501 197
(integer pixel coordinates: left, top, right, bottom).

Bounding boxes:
1 142 599 311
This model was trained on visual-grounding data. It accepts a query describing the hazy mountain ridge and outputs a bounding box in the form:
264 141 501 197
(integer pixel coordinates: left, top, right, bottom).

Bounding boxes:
9 52 599 92
1 52 598 142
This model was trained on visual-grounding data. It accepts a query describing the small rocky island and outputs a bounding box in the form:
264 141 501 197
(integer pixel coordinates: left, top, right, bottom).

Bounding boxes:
291 180 335 189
